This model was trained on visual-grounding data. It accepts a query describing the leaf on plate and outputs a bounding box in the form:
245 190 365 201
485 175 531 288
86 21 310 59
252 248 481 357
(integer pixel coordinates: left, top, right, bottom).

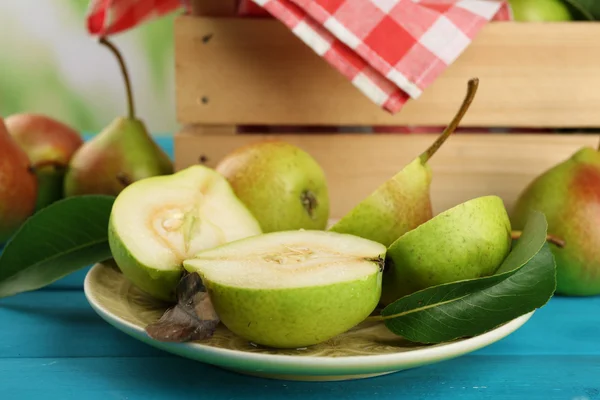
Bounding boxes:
145 272 220 342
0 195 115 299
563 0 600 20
380 210 556 344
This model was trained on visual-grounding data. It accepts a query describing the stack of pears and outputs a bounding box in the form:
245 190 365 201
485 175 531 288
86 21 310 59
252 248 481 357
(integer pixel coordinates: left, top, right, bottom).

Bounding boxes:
108 78 519 348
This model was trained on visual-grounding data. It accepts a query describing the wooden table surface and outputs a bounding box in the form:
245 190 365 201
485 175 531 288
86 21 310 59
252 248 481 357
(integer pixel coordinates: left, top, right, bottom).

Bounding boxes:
1 138 599 399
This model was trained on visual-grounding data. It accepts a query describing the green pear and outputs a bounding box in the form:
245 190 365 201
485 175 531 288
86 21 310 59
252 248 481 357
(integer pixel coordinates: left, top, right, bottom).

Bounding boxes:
511 147 600 296
0 118 38 244
215 141 329 232
380 196 512 305
508 0 572 21
6 113 83 210
330 78 480 247
183 230 385 349
63 37 173 197
108 165 262 302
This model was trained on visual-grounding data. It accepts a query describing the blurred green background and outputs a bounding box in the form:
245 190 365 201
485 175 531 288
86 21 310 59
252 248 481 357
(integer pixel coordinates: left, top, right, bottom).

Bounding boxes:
0 1 179 137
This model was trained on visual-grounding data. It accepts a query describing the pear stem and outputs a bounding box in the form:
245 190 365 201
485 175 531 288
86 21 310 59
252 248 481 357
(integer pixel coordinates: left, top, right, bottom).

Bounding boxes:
419 78 480 163
510 230 566 248
99 36 135 119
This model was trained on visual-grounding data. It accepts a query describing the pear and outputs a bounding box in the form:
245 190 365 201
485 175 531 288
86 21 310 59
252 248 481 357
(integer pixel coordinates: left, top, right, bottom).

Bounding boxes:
330 78 480 247
6 113 83 210
508 0 572 21
108 165 263 302
0 118 37 244
63 37 173 197
183 230 385 349
380 196 512 305
511 147 600 296
215 141 329 232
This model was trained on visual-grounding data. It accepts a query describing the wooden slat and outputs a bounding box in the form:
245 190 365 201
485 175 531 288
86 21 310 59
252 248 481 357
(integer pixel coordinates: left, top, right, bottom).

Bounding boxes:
175 17 600 128
189 0 238 16
174 130 598 218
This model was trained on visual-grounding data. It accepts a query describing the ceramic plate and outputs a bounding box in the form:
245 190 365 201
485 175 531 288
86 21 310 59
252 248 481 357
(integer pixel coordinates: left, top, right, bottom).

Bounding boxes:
84 262 534 382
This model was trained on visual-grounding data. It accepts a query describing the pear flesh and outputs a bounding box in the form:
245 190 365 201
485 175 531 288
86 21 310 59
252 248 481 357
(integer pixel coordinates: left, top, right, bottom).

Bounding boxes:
381 195 512 305
183 230 386 349
511 147 600 296
108 165 262 302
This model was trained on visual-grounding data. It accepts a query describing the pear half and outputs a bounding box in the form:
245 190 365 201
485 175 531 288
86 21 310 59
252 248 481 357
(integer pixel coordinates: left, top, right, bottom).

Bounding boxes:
380 195 512 305
108 165 262 302
183 230 386 349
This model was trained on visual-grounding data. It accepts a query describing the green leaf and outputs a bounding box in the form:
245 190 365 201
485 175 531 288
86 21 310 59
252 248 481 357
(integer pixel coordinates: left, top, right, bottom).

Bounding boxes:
0 195 116 298
380 210 556 344
562 0 600 20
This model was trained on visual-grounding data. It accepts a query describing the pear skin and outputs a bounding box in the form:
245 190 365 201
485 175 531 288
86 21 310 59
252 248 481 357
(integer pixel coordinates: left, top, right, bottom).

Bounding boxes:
215 141 330 232
511 147 600 296
0 118 37 243
330 78 480 247
6 113 83 210
381 195 512 305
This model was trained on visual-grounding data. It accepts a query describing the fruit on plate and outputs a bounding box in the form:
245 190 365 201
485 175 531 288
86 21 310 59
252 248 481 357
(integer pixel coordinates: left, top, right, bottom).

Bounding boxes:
64 37 173 197
0 118 38 244
380 195 512 305
215 141 329 232
6 113 83 210
329 78 480 247
511 146 600 296
108 165 262 302
183 230 386 349
508 0 572 21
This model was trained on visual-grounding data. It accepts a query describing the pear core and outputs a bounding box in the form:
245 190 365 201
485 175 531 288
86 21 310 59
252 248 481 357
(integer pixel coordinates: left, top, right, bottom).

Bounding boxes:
108 165 262 301
183 230 386 349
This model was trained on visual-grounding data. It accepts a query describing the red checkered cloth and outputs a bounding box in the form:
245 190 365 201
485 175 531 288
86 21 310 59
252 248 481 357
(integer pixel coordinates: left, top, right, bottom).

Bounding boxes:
86 0 190 36
86 0 512 114
253 0 511 113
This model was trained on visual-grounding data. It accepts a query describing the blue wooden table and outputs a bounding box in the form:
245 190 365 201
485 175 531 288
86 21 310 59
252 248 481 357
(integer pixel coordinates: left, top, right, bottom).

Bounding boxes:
1 137 599 400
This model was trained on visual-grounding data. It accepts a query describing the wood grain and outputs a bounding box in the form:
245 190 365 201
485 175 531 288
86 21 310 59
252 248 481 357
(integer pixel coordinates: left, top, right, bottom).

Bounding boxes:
174 17 600 128
189 0 238 16
174 130 598 218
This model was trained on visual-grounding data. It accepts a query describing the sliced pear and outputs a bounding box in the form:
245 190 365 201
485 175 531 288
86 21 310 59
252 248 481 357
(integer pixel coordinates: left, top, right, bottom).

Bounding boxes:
183 230 386 349
108 165 262 302
380 195 512 305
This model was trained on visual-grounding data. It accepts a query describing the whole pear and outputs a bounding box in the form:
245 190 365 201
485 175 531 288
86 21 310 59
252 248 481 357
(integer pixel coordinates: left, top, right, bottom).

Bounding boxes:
6 113 83 210
330 78 480 247
0 118 38 244
215 141 329 232
381 196 512 305
511 147 600 296
63 37 173 197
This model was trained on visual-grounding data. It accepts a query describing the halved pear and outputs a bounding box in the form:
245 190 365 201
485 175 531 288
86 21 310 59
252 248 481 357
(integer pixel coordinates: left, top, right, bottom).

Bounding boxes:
183 230 386 349
380 195 512 305
108 165 262 302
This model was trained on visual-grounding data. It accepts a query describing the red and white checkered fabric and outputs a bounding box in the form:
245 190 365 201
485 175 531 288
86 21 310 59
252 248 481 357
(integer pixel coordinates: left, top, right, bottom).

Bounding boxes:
252 0 511 113
86 0 512 114
86 0 189 36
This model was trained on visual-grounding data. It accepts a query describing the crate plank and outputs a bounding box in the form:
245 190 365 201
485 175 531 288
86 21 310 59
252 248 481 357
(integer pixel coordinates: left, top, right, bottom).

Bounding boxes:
189 0 238 16
175 17 600 128
174 130 597 218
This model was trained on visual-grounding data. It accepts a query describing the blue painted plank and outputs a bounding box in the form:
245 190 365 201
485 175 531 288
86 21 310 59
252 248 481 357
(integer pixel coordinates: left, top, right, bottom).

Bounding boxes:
44 136 174 290
1 291 599 359
0 356 598 400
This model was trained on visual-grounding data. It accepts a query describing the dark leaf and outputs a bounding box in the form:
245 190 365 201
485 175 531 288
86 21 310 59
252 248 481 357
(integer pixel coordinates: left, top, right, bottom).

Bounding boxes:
563 0 600 20
146 272 220 342
381 210 556 343
0 195 115 298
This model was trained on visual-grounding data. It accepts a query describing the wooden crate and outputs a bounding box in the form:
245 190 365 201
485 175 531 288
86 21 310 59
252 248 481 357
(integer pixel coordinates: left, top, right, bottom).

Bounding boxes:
173 4 600 218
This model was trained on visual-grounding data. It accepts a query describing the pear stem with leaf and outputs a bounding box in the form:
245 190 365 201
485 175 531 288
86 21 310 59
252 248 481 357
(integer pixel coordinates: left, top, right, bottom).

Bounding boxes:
99 36 136 120
511 230 566 248
419 78 480 164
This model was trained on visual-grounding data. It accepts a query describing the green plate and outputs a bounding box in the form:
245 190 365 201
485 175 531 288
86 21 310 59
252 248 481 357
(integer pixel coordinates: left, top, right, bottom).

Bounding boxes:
84 262 534 382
